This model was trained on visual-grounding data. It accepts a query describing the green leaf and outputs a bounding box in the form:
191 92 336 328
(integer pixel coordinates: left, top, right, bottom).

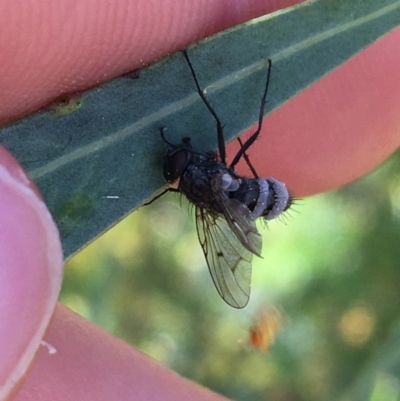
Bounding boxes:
1 0 399 259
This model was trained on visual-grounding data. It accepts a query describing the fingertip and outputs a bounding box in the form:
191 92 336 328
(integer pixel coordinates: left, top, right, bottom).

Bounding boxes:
0 147 63 399
14 306 231 401
232 29 400 196
1 0 302 123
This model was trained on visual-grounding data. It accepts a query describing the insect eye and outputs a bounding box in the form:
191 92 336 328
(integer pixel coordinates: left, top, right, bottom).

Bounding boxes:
164 148 190 183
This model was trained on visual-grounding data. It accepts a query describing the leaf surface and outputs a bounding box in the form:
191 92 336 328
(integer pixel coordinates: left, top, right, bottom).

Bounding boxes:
1 0 399 258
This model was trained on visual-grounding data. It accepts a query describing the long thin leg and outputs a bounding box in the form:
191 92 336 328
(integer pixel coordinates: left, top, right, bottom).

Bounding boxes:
142 186 181 206
142 189 170 206
237 137 259 178
182 50 226 164
230 59 272 170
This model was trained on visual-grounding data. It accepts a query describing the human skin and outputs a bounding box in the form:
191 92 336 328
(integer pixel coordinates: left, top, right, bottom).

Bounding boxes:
1 0 400 400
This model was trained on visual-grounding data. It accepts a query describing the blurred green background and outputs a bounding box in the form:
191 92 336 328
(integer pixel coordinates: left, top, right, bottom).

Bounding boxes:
62 150 400 401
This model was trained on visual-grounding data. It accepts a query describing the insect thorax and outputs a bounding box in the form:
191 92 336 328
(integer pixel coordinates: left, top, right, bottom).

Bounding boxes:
178 156 228 214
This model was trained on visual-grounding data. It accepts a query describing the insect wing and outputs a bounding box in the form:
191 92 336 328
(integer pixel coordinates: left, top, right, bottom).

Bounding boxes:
211 175 262 256
196 208 253 308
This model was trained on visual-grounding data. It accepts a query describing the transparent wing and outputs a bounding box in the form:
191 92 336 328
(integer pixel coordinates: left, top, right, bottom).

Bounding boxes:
196 208 254 308
211 174 262 256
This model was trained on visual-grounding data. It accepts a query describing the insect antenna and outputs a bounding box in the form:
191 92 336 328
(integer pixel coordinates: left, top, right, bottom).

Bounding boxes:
182 50 227 164
230 59 272 170
160 127 178 148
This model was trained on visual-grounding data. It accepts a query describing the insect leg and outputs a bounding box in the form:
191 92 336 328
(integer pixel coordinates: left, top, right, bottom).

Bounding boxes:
182 50 226 164
142 187 179 206
230 59 272 170
237 137 259 178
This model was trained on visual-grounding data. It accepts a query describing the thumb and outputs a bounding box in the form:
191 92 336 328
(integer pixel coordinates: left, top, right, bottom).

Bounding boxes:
0 147 63 400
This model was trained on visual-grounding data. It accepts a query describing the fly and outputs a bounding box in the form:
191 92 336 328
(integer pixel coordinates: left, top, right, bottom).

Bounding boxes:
152 50 293 308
